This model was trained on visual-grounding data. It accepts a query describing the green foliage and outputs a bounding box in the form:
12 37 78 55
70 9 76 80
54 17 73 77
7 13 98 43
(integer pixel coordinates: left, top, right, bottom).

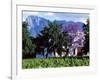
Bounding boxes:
22 57 89 69
83 19 89 54
38 21 68 56
22 22 36 58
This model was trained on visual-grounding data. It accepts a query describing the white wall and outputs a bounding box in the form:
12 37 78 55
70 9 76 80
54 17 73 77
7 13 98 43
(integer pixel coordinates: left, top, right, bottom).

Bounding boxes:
0 0 100 80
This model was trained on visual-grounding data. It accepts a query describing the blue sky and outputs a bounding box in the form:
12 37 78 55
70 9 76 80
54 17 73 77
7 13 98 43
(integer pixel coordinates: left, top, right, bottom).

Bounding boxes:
23 11 89 24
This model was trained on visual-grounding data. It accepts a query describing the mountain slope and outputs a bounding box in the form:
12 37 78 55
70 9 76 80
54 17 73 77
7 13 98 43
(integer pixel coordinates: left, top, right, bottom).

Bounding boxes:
26 16 49 37
25 16 84 37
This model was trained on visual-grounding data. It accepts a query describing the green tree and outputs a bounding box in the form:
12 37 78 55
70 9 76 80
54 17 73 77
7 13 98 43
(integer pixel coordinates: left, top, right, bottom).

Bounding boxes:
22 22 36 58
38 21 68 57
83 19 89 55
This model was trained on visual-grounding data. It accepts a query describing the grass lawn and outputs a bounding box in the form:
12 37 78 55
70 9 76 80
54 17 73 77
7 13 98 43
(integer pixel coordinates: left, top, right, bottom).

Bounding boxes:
22 56 89 69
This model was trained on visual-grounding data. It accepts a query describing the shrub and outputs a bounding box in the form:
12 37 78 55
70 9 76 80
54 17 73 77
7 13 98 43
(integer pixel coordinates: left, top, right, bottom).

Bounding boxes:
22 56 89 69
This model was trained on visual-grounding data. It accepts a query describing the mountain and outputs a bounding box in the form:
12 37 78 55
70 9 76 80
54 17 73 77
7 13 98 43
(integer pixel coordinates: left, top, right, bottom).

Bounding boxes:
25 16 84 37
26 15 49 37
61 21 84 33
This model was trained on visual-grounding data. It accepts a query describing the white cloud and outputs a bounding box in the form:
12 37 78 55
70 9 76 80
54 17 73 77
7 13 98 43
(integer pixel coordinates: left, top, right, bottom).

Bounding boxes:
80 18 88 24
30 12 39 15
46 12 54 16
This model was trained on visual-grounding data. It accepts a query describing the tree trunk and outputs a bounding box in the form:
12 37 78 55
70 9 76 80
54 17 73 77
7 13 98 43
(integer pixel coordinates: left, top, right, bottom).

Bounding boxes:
75 48 78 56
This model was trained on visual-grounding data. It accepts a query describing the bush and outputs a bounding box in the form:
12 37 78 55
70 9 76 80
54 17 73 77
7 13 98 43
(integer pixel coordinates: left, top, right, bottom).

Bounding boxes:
22 56 89 69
